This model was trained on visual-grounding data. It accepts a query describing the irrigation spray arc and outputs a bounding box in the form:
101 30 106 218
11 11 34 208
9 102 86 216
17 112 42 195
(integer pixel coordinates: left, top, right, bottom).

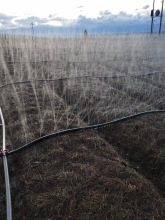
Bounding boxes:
0 109 165 219
0 107 12 220
0 74 165 219
0 70 165 90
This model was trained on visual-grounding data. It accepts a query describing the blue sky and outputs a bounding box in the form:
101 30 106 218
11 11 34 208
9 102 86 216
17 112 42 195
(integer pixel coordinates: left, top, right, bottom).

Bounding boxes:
0 0 164 34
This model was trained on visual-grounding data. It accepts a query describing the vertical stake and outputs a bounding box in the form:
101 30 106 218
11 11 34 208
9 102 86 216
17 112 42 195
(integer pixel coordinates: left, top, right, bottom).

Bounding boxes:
0 107 12 220
159 0 164 34
151 0 155 34
0 107 5 151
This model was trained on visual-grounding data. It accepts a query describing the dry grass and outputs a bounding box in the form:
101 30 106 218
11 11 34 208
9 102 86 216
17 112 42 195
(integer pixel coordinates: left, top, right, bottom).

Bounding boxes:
0 34 165 219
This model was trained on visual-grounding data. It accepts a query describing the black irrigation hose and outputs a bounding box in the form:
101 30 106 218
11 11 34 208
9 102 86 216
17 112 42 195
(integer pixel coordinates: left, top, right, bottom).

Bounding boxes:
1 110 165 158
3 56 165 64
0 71 165 90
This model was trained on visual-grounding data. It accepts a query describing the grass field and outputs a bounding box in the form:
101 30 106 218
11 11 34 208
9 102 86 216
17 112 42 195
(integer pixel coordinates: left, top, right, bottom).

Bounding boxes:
0 34 165 219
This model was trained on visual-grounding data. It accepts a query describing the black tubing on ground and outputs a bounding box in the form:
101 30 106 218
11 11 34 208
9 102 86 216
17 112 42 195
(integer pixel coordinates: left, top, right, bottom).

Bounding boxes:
0 110 165 158
4 56 165 64
0 70 165 90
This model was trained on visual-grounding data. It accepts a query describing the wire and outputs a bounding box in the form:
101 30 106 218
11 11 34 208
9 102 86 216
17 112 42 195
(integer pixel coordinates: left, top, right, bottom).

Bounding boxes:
1 110 164 158
0 71 165 90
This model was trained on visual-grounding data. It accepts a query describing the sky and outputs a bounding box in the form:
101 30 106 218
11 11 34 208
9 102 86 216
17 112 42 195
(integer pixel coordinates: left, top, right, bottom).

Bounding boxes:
0 0 164 34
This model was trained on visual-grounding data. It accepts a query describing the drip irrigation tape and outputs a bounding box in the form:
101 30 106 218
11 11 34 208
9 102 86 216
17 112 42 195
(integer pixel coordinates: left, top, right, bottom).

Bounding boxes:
0 71 165 90
0 110 164 158
3 56 165 64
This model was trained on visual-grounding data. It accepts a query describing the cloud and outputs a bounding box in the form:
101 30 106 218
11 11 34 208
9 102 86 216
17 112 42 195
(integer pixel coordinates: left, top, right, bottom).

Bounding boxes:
99 10 111 16
0 14 68 31
48 14 57 18
43 20 62 26
0 13 17 29
117 11 134 20
142 5 149 10
14 15 70 28
99 10 148 21
99 10 147 22
73 11 151 34
0 10 153 34
15 16 48 26
0 13 13 20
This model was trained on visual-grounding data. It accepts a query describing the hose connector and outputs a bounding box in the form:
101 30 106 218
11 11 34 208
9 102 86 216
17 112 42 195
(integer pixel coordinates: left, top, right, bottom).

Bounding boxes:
0 149 9 156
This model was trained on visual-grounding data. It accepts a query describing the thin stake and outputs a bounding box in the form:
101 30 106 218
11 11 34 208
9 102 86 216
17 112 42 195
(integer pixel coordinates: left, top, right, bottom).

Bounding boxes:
159 0 164 34
3 153 12 220
151 0 155 34
0 107 5 151
0 107 12 220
